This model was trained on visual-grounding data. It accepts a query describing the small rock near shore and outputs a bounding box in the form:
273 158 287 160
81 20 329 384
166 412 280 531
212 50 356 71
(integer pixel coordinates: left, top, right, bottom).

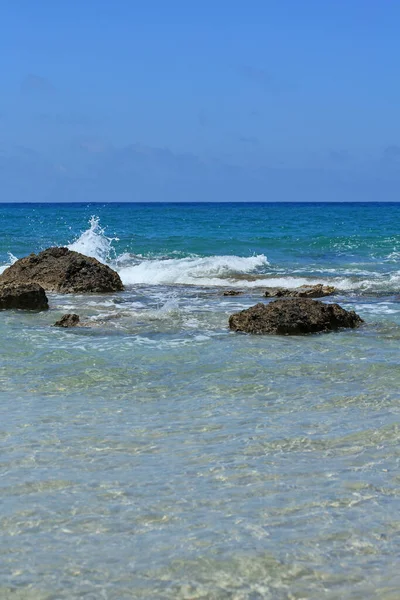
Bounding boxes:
223 290 243 296
0 282 49 310
229 298 363 335
264 284 335 298
0 247 123 294
54 313 80 328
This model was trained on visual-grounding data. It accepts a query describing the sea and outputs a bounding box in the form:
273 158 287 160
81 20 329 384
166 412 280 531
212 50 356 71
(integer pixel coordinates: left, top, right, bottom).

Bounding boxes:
0 202 399 600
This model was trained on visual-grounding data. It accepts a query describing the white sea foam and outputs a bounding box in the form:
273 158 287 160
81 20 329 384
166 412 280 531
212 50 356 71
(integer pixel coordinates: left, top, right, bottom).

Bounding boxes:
65 217 272 287
67 216 118 263
62 216 396 290
118 254 269 287
8 252 18 264
0 252 18 274
158 295 180 314
353 303 400 315
3 215 397 293
385 251 400 262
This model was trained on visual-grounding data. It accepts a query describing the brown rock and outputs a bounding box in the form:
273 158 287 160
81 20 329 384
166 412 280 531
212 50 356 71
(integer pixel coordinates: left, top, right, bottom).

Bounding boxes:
0 247 123 293
264 288 291 298
54 313 80 327
264 284 335 298
0 282 48 310
223 290 243 296
229 298 363 335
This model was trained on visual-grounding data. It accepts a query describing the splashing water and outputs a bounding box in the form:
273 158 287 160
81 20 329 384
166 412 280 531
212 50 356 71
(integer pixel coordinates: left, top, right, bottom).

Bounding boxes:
68 218 271 287
64 220 398 290
158 293 180 314
2 208 398 292
67 216 119 264
118 254 270 286
7 252 18 265
0 252 18 274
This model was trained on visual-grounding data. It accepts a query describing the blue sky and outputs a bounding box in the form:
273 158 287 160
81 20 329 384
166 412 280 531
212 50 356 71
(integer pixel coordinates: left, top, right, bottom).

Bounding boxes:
1 0 400 201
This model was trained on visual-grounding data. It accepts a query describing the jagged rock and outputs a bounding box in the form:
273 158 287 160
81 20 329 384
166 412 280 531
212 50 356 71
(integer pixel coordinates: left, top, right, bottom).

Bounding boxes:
264 284 335 298
0 247 123 293
223 290 243 296
0 282 48 310
54 313 80 327
229 298 363 335
264 287 291 298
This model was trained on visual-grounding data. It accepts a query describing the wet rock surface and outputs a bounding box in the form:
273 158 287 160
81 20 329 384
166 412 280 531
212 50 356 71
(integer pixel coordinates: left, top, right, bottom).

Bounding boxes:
229 298 363 335
0 282 49 310
223 290 243 296
0 247 123 293
54 313 80 327
264 284 335 298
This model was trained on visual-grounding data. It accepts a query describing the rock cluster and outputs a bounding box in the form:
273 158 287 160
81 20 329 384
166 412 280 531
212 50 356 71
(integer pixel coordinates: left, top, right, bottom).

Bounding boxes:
229 298 363 335
0 282 48 310
0 247 123 294
264 284 335 298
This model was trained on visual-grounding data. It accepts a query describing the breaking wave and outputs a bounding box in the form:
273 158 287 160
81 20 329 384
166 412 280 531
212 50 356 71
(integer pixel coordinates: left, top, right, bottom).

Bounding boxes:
66 216 270 287
1 216 399 293
117 254 269 286
0 252 18 275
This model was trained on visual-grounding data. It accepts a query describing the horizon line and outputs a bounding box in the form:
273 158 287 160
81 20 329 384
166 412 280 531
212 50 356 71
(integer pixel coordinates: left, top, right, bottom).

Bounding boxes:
1 200 400 205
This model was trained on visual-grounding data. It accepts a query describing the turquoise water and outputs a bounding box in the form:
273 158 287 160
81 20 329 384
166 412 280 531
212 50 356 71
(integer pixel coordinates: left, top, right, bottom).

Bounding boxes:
0 203 399 599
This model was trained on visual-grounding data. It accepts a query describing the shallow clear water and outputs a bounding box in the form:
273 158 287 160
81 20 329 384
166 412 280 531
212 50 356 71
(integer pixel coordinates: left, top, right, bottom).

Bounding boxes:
0 203 399 599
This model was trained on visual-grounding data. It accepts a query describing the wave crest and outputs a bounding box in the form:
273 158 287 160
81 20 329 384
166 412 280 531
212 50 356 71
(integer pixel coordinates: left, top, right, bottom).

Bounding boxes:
2 215 399 292
65 216 270 287
118 254 269 286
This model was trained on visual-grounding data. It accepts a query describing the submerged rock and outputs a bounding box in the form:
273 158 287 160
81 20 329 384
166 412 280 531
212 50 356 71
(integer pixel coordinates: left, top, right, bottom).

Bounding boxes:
229 298 363 335
0 247 123 293
223 290 243 296
54 313 80 328
0 282 48 310
264 284 335 299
